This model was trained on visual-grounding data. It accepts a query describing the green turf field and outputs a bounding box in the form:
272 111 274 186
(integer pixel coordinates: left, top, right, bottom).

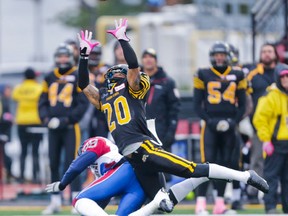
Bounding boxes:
0 204 284 215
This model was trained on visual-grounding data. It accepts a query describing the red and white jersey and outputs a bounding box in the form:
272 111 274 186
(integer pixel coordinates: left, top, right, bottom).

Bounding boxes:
81 136 123 176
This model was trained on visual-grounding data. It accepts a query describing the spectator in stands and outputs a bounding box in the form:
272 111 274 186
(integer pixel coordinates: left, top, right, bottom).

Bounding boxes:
253 64 288 214
245 42 279 203
12 68 43 184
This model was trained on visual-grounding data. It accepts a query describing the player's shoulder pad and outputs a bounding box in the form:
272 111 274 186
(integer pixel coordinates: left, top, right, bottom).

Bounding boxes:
195 67 209 76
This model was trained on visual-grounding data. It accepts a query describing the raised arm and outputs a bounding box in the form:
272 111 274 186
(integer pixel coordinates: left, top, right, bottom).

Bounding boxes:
77 30 101 109
107 18 141 91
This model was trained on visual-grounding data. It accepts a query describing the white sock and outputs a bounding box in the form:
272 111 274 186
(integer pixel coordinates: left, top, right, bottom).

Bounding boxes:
128 201 157 216
208 163 250 183
75 198 109 216
196 196 206 203
232 188 241 202
51 194 62 207
170 177 209 203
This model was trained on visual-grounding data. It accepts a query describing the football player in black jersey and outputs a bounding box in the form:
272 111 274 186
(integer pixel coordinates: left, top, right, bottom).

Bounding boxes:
77 18 268 214
39 44 89 215
193 41 248 214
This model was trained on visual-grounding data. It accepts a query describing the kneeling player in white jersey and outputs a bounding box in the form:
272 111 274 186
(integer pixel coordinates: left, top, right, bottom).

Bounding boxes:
45 136 147 216
45 136 212 216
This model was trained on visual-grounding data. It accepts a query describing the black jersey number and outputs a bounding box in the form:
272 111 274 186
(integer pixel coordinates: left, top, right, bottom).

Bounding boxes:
49 82 73 107
102 96 131 132
207 81 236 104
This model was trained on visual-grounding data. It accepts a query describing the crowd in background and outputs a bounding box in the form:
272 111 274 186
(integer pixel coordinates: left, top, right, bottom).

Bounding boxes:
0 36 287 215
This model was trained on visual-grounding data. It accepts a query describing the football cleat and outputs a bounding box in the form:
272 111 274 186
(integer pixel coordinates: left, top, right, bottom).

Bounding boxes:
41 204 61 215
154 188 174 213
247 170 269 193
231 200 244 210
213 204 236 215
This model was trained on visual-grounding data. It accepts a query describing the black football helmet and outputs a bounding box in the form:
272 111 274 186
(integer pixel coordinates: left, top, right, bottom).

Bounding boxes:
229 44 239 66
104 64 128 88
209 41 231 67
88 41 102 67
54 43 75 70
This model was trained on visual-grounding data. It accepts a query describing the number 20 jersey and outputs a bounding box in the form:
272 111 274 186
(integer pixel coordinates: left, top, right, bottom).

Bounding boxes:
193 66 247 118
99 73 154 152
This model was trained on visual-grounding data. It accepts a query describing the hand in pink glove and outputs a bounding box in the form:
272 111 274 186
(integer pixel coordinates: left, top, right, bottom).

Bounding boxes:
77 30 100 56
3 112 13 122
107 18 130 41
263 141 274 156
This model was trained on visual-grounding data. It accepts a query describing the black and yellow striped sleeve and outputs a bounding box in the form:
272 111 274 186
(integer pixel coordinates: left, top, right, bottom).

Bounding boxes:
129 73 150 99
237 78 247 90
193 76 205 90
42 80 48 93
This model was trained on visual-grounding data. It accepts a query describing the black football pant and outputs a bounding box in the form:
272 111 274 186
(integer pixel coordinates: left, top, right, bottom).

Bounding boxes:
264 152 288 213
48 124 81 195
197 124 237 198
18 125 42 181
126 140 209 200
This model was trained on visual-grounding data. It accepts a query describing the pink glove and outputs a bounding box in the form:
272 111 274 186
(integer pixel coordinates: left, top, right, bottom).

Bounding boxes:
3 112 13 122
77 30 100 56
107 18 130 41
263 141 274 156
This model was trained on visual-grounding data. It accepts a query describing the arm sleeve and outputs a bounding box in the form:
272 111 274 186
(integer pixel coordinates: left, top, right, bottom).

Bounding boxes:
59 151 97 190
78 57 89 90
193 72 210 121
119 40 139 69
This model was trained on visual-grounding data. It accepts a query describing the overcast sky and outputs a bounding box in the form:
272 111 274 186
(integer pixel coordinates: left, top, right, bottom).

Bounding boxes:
0 0 79 65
